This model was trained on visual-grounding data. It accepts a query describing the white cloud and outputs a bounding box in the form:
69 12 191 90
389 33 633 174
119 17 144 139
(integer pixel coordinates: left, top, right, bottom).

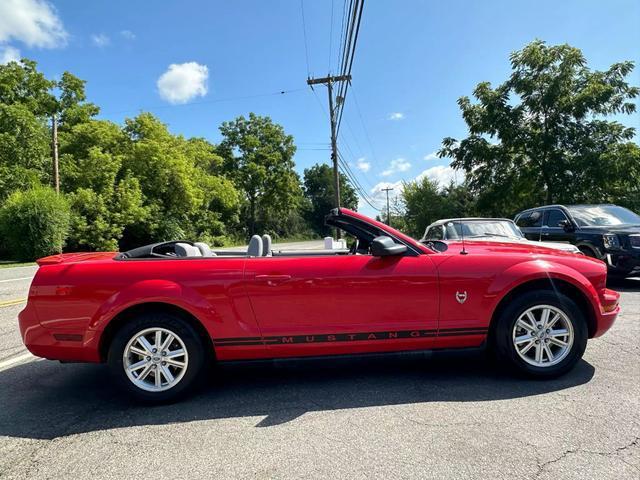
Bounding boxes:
120 30 136 40
157 62 209 104
415 165 464 187
388 112 404 121
0 0 67 48
423 151 439 161
0 45 20 64
356 157 371 173
367 181 404 209
381 158 411 177
91 33 110 47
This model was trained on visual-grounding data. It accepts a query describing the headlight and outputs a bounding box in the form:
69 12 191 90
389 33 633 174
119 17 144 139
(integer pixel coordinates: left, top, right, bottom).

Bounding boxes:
603 234 620 249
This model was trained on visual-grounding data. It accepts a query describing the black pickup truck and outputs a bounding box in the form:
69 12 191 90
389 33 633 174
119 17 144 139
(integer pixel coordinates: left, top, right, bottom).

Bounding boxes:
514 204 640 278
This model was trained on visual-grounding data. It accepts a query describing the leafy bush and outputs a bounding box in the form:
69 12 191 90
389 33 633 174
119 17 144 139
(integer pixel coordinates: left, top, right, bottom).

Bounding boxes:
0 187 70 261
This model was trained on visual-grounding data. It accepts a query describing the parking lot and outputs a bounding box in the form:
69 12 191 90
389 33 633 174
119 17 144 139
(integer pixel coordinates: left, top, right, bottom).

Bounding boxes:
0 264 638 480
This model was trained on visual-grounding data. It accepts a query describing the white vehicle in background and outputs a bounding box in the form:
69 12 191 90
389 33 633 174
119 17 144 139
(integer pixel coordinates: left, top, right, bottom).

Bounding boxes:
420 218 582 254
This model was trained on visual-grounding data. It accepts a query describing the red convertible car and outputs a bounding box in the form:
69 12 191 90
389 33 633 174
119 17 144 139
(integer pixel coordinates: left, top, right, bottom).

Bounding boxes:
19 208 620 402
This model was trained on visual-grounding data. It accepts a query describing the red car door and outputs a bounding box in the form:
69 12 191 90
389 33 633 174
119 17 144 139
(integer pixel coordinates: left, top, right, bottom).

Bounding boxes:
243 253 439 357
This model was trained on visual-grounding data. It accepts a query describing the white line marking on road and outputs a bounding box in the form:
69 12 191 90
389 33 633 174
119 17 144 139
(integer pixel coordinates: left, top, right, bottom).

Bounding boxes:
0 276 33 283
0 351 38 372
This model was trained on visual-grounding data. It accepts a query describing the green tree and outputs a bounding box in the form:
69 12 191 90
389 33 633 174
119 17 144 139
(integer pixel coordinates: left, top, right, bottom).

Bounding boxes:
0 59 56 116
440 40 639 215
401 178 476 238
122 113 239 247
58 118 147 251
0 60 55 198
401 177 446 237
302 163 358 236
218 113 302 236
0 187 70 261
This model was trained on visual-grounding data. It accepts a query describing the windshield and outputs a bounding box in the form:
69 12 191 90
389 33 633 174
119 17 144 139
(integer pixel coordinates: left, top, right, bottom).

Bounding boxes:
444 220 523 239
567 205 640 227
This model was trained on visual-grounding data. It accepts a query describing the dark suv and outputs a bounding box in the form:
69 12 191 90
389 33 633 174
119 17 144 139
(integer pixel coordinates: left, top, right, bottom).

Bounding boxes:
514 204 640 277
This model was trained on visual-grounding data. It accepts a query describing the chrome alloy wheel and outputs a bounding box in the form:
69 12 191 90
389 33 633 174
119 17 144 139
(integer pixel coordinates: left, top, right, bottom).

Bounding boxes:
512 305 574 367
123 327 189 392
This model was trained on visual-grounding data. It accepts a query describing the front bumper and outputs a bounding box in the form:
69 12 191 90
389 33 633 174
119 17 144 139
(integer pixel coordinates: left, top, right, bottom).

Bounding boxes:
592 288 620 338
604 249 640 277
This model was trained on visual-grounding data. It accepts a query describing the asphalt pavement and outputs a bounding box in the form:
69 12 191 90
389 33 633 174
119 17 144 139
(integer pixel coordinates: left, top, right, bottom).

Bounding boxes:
0 252 638 480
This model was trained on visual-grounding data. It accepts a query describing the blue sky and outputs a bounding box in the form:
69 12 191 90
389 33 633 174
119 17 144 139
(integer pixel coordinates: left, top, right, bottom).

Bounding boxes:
1 0 639 217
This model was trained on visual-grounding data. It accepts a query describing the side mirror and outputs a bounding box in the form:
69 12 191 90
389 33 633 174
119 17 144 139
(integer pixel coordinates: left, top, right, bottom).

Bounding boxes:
371 236 407 257
558 219 575 232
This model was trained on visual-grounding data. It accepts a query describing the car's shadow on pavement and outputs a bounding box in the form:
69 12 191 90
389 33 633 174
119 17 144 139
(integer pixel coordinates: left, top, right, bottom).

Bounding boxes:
0 349 595 440
608 276 640 292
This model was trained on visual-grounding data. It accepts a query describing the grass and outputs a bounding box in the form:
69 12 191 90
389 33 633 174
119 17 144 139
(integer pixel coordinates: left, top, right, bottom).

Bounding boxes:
0 261 37 269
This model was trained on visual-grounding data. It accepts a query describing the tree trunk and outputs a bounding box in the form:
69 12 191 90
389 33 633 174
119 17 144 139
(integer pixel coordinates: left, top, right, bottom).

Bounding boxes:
249 196 256 236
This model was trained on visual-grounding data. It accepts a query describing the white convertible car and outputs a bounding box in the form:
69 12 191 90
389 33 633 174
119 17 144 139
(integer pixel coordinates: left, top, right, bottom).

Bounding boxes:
420 218 582 254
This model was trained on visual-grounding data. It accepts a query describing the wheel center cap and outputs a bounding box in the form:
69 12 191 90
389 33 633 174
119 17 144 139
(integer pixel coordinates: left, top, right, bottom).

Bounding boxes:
152 356 160 363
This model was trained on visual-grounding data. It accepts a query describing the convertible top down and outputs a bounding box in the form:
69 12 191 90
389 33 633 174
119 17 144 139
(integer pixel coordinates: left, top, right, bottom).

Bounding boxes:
19 208 620 402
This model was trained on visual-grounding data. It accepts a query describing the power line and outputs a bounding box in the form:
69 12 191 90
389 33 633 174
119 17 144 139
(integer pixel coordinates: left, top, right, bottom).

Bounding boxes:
337 150 377 204
307 74 351 212
101 88 306 116
306 0 365 217
300 0 311 75
337 149 383 210
328 0 335 72
350 85 382 170
334 0 364 135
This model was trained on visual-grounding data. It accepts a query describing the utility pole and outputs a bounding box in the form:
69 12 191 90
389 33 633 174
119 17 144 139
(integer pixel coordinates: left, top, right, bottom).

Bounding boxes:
382 187 394 226
51 113 59 194
307 74 351 210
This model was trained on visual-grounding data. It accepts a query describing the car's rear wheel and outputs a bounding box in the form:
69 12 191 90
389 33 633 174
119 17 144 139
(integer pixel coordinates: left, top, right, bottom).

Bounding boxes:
107 312 207 403
494 291 587 378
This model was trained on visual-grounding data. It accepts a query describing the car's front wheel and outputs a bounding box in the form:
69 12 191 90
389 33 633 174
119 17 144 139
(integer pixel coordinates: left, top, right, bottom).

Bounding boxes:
494 291 587 378
107 312 207 403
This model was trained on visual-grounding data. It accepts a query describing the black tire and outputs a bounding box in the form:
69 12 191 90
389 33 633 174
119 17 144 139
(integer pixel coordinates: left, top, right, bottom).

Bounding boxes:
107 312 208 403
493 290 587 378
578 246 600 259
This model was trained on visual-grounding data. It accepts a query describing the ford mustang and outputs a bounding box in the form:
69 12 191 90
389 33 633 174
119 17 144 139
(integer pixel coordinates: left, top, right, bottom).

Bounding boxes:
19 208 620 402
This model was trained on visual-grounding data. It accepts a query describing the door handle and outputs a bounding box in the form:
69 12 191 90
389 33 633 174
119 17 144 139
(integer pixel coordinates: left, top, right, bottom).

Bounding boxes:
255 274 291 285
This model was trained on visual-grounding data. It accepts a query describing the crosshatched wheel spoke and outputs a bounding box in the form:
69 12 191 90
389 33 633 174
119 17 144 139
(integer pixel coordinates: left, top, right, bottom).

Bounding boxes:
520 340 536 355
137 364 153 382
166 348 185 359
129 345 147 357
160 334 174 352
547 313 561 329
123 327 189 393
549 337 568 348
137 336 154 354
165 358 186 368
512 305 574 368
515 334 534 345
127 359 147 372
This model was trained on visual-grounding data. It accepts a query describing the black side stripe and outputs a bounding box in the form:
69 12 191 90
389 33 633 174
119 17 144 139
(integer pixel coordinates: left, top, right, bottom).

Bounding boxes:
214 327 488 347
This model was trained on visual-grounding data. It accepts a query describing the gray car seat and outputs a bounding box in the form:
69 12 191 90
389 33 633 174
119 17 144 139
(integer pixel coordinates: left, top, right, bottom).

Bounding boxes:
261 234 272 256
174 243 202 257
247 235 263 257
194 242 216 257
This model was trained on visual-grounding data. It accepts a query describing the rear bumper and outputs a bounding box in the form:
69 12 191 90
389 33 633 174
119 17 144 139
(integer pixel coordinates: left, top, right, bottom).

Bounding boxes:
18 303 101 363
592 288 620 338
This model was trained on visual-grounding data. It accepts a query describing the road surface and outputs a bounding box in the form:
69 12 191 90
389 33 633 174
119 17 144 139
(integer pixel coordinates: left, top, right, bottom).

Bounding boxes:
0 248 638 479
